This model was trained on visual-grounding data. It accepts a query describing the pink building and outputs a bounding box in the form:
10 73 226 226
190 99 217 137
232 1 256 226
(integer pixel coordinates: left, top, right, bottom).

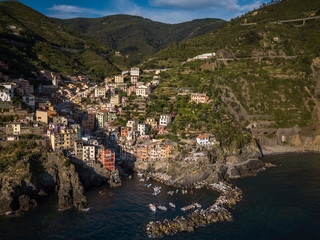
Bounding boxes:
127 86 136 96
131 75 139 84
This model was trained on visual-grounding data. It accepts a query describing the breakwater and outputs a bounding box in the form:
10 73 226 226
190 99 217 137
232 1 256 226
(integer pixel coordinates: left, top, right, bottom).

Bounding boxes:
146 182 242 238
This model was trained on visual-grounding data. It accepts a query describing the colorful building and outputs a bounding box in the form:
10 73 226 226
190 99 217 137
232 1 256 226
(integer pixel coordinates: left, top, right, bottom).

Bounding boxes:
97 148 115 171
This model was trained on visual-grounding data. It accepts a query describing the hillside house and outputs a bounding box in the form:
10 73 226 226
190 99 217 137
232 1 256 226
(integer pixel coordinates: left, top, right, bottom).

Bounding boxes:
115 75 124 83
95 87 106 98
159 114 172 126
196 135 210 146
0 83 14 101
136 85 150 98
191 93 209 104
83 145 95 162
145 117 157 129
137 123 148 136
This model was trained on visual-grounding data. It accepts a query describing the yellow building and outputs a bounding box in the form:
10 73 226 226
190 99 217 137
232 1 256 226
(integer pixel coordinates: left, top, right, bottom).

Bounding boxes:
114 75 124 83
145 117 158 129
36 110 48 124
50 128 76 151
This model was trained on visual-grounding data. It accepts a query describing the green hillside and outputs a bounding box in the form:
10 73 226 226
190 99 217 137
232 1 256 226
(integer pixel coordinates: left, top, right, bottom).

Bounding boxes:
54 15 226 65
0 1 119 80
142 0 320 138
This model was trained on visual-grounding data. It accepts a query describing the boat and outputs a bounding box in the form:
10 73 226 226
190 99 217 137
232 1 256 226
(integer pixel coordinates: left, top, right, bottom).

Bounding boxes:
146 177 150 181
158 205 167 211
169 202 176 208
137 172 143 177
194 203 202 208
167 191 174 195
139 178 145 182
149 204 156 212
153 189 161 196
147 184 152 188
175 189 179 194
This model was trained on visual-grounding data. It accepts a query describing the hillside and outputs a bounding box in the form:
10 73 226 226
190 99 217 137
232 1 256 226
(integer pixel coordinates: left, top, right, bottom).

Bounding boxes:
0 1 119 80
53 15 226 65
141 0 320 140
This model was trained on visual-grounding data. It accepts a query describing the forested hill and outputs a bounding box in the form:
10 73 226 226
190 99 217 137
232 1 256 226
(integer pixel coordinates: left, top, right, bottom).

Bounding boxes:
0 1 119 80
53 15 226 65
141 0 320 139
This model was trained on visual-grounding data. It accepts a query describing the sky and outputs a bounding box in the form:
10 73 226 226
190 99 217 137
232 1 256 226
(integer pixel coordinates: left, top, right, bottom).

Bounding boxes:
13 0 269 23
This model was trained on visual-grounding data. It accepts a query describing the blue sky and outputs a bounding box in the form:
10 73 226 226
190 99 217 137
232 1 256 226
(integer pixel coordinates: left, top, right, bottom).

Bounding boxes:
15 0 268 23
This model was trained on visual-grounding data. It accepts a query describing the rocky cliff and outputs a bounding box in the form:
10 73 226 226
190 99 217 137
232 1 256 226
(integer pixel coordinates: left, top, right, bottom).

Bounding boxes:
0 151 88 215
135 141 264 187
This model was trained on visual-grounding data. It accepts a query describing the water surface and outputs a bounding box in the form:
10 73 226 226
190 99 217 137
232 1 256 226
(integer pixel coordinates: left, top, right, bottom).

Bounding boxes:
0 153 319 240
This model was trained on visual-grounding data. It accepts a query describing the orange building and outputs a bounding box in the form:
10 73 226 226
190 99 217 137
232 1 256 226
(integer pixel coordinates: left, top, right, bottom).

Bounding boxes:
135 144 148 161
97 148 115 171
121 126 132 137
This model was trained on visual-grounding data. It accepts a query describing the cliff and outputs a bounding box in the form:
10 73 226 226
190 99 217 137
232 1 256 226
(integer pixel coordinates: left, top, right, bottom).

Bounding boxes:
135 141 264 187
0 151 88 215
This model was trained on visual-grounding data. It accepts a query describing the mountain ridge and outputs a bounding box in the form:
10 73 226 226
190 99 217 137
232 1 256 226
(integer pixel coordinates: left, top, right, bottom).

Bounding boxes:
53 15 226 65
0 1 119 80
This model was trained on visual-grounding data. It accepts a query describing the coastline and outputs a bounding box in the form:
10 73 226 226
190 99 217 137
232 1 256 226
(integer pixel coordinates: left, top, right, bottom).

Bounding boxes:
261 145 320 156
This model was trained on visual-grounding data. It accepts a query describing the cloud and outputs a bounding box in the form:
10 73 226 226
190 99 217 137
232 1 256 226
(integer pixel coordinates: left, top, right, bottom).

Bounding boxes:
46 0 263 23
46 1 141 19
46 4 112 18
150 0 261 11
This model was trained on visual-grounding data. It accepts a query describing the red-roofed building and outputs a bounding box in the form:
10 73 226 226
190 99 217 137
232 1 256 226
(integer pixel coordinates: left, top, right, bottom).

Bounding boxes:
196 134 210 146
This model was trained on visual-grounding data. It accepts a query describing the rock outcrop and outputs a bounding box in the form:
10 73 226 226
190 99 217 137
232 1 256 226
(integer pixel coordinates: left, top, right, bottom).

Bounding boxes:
0 152 88 215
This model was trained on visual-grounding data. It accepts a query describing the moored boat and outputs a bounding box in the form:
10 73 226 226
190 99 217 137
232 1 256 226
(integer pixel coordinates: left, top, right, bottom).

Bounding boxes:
169 202 176 208
149 204 156 212
158 205 167 211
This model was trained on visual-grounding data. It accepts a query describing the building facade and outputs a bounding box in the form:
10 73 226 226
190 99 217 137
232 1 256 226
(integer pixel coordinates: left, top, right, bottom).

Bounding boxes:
191 93 209 104
97 148 115 171
159 114 172 126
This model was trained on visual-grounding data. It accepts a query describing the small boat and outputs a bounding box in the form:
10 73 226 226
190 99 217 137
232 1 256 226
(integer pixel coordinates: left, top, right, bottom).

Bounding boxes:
169 202 176 208
175 189 179 194
137 172 143 177
181 207 186 212
153 189 161 196
139 179 145 182
158 205 167 211
146 177 150 181
167 191 174 195
194 203 202 208
149 204 156 212
147 184 152 188
190 190 193 194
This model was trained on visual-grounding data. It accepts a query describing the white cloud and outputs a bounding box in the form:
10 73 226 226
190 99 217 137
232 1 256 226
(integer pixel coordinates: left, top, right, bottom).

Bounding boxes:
46 0 263 23
150 0 261 11
46 4 113 18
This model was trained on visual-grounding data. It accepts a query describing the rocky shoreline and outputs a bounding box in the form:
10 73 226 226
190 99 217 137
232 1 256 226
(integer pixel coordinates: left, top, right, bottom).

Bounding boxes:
0 151 121 216
146 182 242 238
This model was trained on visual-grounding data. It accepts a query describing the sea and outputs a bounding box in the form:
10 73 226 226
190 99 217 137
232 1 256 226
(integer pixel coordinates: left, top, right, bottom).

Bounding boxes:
0 153 319 240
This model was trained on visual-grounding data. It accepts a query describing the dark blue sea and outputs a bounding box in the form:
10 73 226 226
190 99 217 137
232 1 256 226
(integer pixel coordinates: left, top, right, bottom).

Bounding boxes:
0 153 320 240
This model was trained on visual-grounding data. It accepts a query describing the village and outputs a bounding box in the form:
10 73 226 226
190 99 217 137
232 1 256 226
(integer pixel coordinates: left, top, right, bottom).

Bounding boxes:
0 62 219 173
